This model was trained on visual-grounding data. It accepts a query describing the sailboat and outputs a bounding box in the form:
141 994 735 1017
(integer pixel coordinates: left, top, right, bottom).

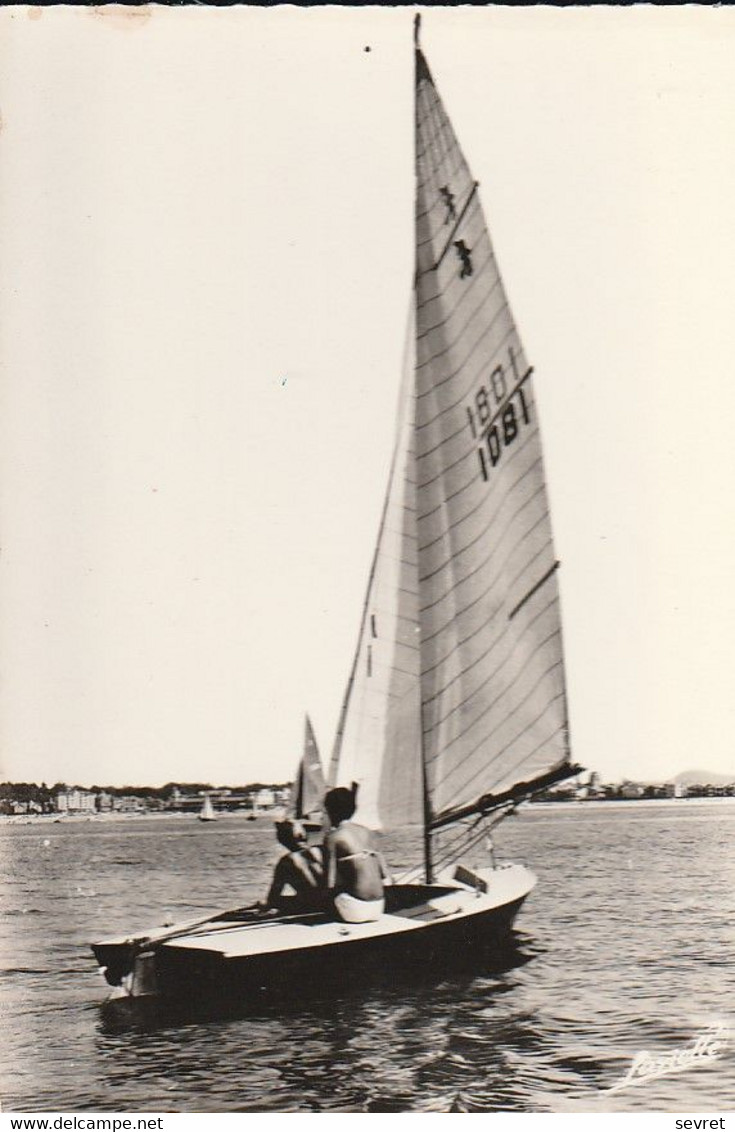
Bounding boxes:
91 21 580 1003
198 792 216 822
288 714 327 831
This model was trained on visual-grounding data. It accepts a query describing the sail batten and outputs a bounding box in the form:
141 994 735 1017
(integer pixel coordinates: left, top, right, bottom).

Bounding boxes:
328 34 573 846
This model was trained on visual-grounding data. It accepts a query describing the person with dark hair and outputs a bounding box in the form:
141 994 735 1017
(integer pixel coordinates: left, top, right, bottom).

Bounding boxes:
323 787 390 923
260 819 324 913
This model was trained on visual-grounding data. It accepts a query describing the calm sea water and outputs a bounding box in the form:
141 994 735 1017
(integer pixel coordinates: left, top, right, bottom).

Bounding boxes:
1 802 733 1113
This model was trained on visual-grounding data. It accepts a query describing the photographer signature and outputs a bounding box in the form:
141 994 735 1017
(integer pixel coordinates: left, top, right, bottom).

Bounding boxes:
607 1021 729 1094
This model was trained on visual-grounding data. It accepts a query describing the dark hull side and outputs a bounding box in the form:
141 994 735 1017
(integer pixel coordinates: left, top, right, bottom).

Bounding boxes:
154 894 528 1005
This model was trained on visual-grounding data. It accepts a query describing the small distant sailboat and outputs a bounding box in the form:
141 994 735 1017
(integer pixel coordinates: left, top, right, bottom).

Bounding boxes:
197 793 216 823
92 20 580 1004
288 715 327 831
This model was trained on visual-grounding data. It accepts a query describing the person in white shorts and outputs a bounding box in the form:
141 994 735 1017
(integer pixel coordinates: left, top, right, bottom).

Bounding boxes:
323 787 391 924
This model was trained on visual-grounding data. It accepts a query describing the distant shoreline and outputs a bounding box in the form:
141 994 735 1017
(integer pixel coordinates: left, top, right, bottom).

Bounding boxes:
526 796 735 812
0 810 271 826
1 795 733 826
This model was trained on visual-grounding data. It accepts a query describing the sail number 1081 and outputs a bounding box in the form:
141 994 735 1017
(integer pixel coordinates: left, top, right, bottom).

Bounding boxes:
466 366 532 483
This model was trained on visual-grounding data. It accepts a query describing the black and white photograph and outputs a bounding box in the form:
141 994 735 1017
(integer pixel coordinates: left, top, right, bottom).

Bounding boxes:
0 4 733 1116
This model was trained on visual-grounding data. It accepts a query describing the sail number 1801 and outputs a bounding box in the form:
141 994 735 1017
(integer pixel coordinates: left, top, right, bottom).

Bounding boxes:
466 360 532 483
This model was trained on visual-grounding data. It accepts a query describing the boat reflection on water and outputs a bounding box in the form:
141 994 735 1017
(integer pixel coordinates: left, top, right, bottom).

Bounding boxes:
95 940 541 1114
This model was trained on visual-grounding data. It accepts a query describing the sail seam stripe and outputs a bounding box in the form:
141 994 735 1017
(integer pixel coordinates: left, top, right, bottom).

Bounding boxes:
423 606 561 738
416 241 502 366
416 242 496 335
429 671 566 811
443 716 568 812
419 473 547 614
421 526 553 658
421 522 554 678
418 410 537 517
417 84 467 202
421 494 550 624
418 433 540 556
415 316 516 430
414 153 469 237
432 734 569 825
419 469 545 589
415 143 466 241
415 302 513 408
415 90 465 210
414 365 531 491
426 642 563 765
422 591 558 704
416 238 496 331
428 691 566 805
416 247 497 342
417 404 538 507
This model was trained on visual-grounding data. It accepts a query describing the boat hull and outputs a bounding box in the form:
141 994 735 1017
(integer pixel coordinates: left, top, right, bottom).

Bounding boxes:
93 863 535 1006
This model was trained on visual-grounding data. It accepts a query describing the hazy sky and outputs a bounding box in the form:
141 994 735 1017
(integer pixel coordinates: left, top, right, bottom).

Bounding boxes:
2 6 735 788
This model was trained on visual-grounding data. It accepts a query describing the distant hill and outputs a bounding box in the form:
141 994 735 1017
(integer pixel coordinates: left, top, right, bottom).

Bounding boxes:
674 769 735 786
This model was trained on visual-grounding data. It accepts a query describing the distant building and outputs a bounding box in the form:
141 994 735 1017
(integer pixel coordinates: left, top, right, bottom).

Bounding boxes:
112 795 145 813
620 781 644 799
55 789 96 813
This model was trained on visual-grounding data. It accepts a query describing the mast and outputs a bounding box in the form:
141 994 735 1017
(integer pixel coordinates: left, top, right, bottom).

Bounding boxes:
414 12 434 885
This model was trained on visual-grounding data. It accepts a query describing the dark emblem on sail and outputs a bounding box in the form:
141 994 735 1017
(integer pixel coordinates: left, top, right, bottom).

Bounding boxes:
454 239 473 278
439 186 456 224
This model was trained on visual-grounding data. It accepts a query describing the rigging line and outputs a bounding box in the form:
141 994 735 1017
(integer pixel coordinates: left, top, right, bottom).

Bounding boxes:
433 183 480 271
425 823 478 876
507 556 559 620
429 817 495 878
393 815 478 881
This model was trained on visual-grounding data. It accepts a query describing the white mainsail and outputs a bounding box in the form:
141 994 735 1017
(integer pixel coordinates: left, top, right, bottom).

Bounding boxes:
330 33 571 841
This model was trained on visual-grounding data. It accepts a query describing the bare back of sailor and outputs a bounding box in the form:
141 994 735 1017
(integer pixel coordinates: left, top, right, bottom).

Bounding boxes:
323 787 389 923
